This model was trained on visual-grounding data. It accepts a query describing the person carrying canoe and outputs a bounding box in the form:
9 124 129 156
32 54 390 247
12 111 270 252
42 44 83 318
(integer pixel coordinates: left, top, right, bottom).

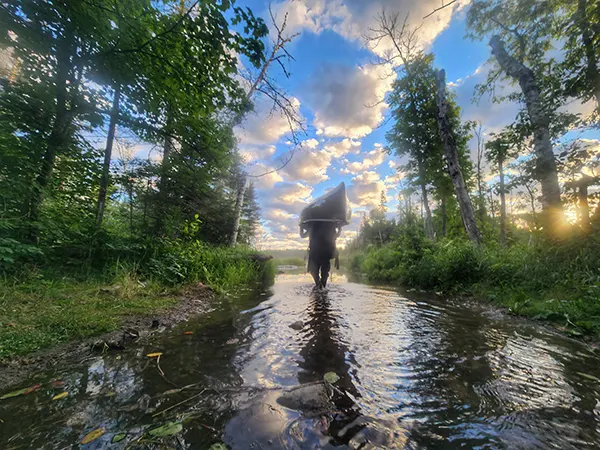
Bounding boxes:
300 221 341 288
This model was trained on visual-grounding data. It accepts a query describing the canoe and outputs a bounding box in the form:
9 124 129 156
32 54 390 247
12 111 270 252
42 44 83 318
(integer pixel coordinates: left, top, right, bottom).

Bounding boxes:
299 182 351 228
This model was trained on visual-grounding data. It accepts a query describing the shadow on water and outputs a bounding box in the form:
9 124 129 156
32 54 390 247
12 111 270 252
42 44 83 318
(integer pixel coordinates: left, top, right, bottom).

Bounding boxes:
1 274 600 449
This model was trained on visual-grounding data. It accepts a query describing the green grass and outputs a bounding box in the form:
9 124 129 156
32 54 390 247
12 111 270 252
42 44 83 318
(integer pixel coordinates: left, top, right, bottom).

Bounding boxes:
352 237 600 336
0 242 273 359
273 257 305 267
0 274 176 358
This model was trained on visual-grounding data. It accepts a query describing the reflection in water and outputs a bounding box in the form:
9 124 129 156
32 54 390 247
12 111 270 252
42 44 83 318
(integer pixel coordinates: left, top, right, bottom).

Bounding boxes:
1 274 600 449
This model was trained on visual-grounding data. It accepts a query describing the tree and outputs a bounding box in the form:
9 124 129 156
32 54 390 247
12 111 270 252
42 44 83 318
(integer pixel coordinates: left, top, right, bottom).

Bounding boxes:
379 190 388 216
557 139 600 232
507 157 540 233
230 6 304 245
386 53 445 241
486 130 519 245
562 0 600 116
474 122 487 223
435 69 482 244
467 0 572 239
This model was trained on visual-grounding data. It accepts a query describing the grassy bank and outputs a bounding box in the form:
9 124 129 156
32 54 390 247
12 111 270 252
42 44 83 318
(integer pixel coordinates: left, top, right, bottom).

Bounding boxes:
273 257 305 267
350 236 600 336
0 242 273 359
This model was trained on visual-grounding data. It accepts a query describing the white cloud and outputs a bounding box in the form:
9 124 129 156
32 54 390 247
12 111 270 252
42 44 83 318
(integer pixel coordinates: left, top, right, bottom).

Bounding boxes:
271 0 470 60
239 145 276 164
235 95 302 146
302 138 319 149
347 170 386 210
247 164 284 189
342 147 387 173
281 148 332 183
323 138 361 158
304 63 394 138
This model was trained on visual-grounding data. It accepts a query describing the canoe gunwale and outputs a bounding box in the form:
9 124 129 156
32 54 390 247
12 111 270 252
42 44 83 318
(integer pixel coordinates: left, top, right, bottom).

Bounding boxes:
300 219 345 224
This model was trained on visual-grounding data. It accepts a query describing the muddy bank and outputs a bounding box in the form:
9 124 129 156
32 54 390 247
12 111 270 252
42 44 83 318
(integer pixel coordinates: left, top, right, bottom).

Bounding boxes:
0 283 214 389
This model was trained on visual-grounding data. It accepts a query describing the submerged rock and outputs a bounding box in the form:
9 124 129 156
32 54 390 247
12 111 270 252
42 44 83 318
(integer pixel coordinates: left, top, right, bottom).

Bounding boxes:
289 321 303 330
277 382 332 412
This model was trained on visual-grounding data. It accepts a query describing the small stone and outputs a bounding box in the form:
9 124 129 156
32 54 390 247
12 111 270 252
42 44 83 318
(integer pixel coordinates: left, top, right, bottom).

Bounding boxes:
289 321 303 330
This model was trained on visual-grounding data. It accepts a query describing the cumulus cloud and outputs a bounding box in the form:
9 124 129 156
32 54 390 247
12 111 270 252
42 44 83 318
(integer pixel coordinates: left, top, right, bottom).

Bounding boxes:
323 138 361 158
304 63 394 138
247 164 284 189
347 170 386 210
303 138 320 149
281 147 332 183
235 95 302 146
239 145 276 164
257 182 316 248
271 0 470 59
342 147 387 173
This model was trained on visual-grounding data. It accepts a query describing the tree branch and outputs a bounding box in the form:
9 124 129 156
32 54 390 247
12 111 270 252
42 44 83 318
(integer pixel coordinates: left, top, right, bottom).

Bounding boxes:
423 0 459 19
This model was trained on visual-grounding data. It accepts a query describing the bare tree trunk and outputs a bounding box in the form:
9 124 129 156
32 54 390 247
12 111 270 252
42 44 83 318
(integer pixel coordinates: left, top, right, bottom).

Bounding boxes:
96 84 121 228
577 0 600 112
435 69 482 244
578 183 591 232
27 43 71 239
475 122 486 223
154 116 175 236
419 164 434 239
525 184 537 230
420 182 434 239
499 158 507 246
230 176 248 246
489 36 565 239
441 196 447 237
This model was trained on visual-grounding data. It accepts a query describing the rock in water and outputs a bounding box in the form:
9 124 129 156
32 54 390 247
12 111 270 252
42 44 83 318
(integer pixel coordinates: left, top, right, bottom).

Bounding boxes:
289 321 303 330
277 382 332 412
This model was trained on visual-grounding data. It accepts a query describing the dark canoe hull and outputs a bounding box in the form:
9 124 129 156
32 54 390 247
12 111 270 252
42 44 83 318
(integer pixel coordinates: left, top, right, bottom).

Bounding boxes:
299 182 351 226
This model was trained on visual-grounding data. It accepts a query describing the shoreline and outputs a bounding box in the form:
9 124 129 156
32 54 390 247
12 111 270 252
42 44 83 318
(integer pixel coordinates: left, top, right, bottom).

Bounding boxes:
0 283 215 389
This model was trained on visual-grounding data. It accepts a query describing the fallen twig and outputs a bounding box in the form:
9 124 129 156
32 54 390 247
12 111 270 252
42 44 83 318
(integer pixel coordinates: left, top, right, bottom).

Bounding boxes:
152 389 207 418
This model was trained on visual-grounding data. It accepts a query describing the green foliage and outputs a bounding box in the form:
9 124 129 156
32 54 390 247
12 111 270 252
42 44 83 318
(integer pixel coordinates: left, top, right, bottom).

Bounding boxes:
0 240 271 358
352 235 600 334
0 0 269 286
145 240 262 291
274 257 305 267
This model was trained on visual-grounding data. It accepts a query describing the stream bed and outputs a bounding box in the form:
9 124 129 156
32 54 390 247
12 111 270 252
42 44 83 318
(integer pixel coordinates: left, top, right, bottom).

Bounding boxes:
1 273 600 449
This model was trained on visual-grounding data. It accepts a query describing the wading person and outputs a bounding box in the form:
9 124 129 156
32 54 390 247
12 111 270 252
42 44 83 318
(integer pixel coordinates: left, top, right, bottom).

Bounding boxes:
301 221 341 288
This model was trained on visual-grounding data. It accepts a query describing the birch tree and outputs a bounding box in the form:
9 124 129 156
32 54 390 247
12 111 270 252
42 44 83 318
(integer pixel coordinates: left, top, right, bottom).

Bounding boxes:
435 69 482 244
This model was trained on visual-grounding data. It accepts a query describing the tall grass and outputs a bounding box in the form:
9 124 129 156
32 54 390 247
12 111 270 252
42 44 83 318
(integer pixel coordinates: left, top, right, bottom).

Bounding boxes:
0 240 273 357
352 236 600 335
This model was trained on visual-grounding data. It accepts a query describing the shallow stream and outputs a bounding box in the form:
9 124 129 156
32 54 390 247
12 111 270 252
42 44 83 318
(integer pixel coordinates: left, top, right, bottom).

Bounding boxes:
1 273 600 449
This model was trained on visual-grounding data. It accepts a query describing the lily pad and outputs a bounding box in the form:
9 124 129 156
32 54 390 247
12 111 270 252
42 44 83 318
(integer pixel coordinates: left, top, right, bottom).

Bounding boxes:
324 372 340 384
149 421 183 437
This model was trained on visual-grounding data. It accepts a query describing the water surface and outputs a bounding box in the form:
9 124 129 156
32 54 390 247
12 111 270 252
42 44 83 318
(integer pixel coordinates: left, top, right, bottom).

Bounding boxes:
1 273 600 449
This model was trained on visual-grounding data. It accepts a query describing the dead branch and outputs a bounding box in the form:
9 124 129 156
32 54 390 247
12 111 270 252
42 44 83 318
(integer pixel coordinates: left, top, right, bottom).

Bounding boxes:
423 0 460 19
236 3 305 179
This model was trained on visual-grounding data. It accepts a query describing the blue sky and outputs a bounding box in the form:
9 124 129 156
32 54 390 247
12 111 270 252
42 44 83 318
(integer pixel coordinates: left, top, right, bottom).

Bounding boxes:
229 0 600 249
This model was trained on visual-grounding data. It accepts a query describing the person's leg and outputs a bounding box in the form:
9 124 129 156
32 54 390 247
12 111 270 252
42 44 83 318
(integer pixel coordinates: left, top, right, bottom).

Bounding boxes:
308 253 321 287
320 259 331 288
